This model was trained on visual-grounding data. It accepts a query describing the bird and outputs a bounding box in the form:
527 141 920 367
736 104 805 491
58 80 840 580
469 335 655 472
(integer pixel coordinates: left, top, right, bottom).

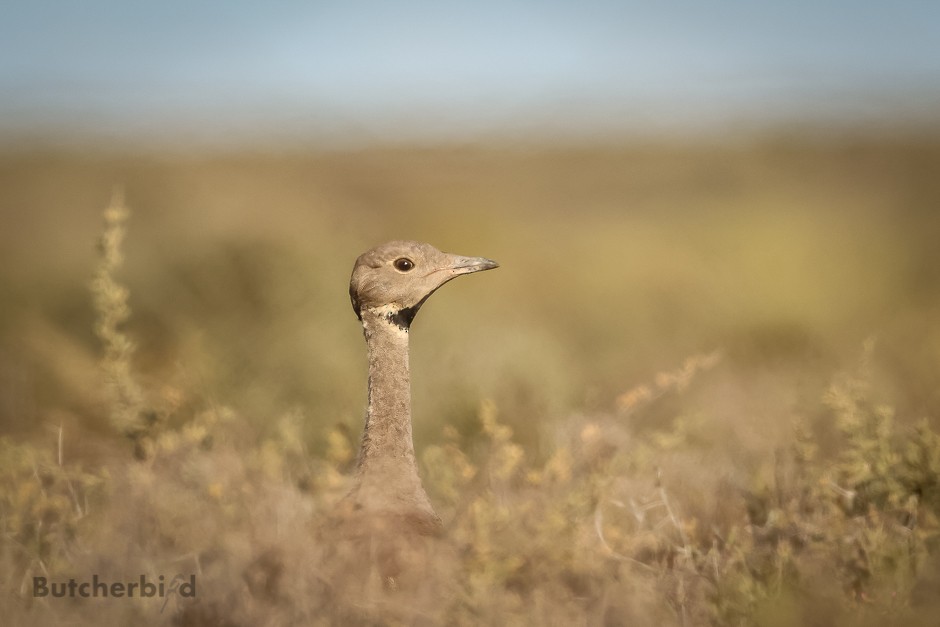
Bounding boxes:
341 240 499 537
177 241 498 625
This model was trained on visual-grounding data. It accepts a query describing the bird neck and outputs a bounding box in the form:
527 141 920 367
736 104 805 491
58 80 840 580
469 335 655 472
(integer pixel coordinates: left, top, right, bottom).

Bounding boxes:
356 306 423 493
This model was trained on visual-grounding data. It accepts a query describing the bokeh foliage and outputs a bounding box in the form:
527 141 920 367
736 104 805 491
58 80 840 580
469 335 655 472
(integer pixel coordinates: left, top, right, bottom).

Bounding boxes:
1 135 939 624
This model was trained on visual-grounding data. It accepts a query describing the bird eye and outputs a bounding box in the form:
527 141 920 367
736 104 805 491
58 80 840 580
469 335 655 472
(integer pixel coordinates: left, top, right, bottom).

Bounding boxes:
393 257 415 272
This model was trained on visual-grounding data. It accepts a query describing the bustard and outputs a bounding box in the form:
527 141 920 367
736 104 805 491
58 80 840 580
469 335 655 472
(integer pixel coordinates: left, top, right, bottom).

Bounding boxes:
177 242 496 624
343 240 498 535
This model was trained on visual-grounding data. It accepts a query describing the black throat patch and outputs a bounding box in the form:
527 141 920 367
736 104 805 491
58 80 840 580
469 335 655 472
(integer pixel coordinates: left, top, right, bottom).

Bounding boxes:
386 305 418 331
384 290 436 332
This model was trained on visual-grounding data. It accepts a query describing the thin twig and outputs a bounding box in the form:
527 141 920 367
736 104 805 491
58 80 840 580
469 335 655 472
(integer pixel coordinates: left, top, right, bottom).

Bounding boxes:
593 502 656 572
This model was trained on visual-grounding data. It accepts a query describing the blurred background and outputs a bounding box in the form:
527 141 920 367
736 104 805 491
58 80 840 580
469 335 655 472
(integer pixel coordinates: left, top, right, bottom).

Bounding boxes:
5 6 940 623
1 0 939 453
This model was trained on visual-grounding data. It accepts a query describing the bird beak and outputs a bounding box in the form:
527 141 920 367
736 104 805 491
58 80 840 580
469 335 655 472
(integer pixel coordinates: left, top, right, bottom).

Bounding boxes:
449 255 500 275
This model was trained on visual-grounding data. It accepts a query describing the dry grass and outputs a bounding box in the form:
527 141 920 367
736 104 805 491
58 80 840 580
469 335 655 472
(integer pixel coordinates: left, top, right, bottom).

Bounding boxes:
1 134 940 624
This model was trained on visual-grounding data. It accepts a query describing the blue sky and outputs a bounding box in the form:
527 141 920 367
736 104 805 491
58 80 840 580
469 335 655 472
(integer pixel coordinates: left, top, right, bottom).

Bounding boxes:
2 1 939 142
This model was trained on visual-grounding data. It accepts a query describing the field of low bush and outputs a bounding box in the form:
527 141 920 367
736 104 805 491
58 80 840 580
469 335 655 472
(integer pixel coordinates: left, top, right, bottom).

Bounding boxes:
1 135 939 625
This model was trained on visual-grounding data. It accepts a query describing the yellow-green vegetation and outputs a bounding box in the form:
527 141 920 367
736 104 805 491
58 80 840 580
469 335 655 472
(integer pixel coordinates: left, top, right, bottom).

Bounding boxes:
1 136 940 625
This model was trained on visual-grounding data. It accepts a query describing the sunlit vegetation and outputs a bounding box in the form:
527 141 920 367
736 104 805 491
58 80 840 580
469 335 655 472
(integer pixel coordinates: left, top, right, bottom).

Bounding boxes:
1 135 939 624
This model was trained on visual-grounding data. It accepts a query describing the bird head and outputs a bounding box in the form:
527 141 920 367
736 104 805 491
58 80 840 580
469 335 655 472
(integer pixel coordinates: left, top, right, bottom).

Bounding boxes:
349 240 498 329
